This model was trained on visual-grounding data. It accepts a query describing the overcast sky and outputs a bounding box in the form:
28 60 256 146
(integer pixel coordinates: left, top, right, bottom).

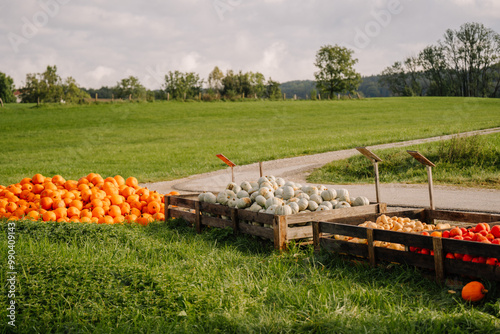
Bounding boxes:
2 0 500 90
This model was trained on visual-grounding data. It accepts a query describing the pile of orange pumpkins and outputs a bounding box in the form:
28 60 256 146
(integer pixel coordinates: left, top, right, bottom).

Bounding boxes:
411 222 500 265
0 173 177 225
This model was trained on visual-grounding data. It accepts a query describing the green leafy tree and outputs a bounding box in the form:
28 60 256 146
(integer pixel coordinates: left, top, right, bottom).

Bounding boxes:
207 66 224 96
163 71 203 100
0 72 16 103
62 77 90 103
314 44 362 97
265 78 282 100
21 65 66 103
113 76 147 100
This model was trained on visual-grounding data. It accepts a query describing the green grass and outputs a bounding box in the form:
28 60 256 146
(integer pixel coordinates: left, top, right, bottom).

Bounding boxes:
308 133 500 189
1 220 499 333
1 97 499 186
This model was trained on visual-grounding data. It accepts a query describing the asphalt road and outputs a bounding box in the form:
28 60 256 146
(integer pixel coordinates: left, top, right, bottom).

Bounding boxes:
143 127 500 213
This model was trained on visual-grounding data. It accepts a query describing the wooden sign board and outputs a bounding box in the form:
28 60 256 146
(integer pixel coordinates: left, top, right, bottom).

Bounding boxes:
356 147 383 162
407 151 436 167
216 154 236 167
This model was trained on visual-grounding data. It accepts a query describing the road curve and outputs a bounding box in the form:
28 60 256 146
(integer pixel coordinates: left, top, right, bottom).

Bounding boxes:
143 127 500 213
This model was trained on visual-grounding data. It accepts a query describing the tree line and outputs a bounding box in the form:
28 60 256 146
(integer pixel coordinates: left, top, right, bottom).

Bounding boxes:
380 22 500 97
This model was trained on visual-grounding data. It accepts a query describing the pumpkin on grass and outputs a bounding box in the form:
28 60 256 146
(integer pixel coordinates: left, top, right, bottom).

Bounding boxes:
462 281 488 302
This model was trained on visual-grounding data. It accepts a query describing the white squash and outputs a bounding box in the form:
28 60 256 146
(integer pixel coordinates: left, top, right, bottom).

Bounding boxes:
240 181 252 192
297 198 309 211
316 205 330 212
335 201 351 209
216 190 232 205
275 177 285 187
336 189 350 202
284 181 296 189
204 192 217 204
303 186 319 196
255 195 267 207
265 197 282 209
259 181 273 190
274 187 284 198
237 190 249 199
352 196 370 206
310 194 323 205
266 204 278 214
321 201 334 210
321 189 337 201
288 202 300 214
257 176 269 185
308 200 319 211
236 197 252 209
227 197 238 208
258 187 274 199
296 193 310 200
198 192 206 202
276 204 293 216
282 186 295 200
226 182 241 194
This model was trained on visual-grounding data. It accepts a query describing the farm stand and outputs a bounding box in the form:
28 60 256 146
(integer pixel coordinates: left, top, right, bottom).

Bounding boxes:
313 209 500 282
165 195 387 250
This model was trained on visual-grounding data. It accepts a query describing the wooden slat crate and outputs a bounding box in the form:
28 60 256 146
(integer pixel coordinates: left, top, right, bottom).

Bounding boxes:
165 195 387 250
313 209 500 282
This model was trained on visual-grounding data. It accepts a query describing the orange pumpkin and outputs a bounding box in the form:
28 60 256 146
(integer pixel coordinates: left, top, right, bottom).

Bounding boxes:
462 281 488 302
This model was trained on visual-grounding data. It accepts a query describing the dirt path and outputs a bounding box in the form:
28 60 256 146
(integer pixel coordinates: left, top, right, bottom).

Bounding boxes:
143 127 500 213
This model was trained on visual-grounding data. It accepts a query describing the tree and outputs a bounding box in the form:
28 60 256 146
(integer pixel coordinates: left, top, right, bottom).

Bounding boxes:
207 66 224 96
163 71 203 100
265 78 282 100
314 44 361 97
113 76 147 100
21 65 65 103
0 72 15 103
62 77 90 103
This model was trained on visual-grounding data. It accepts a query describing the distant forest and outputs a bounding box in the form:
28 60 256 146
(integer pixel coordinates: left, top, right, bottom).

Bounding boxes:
280 76 390 99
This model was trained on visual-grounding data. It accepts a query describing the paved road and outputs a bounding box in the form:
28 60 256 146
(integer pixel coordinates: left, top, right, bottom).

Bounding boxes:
143 128 500 213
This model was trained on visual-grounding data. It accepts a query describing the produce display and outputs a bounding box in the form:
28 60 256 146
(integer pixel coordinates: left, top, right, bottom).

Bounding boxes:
333 214 454 251
412 222 500 265
197 175 371 215
0 173 174 225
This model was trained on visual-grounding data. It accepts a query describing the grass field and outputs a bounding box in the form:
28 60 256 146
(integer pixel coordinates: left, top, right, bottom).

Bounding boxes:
1 97 499 186
1 221 500 333
1 98 500 333
309 133 500 189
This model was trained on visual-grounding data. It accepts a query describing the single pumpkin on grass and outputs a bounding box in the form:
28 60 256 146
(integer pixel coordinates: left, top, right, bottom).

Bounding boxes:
461 281 488 302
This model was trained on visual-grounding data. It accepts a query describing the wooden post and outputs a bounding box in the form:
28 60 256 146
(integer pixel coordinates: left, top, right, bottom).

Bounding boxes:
167 92 170 101
95 93 98 102
254 93 257 99
231 166 235 183
294 94 297 100
433 237 444 282
231 207 239 232
374 161 381 203
0 98 3 107
195 201 202 233
283 93 286 100
427 166 435 210
367 228 376 267
164 196 171 220
312 221 321 253
318 93 321 100
199 92 201 100
37 97 40 106
129 94 131 101
259 162 263 177
274 215 287 250
184 92 186 100
112 94 114 102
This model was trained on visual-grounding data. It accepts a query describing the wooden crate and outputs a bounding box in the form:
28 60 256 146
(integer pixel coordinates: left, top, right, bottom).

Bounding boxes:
165 195 387 250
313 209 500 281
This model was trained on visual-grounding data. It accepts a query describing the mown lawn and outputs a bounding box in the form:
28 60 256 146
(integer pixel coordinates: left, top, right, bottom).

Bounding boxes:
1 220 499 333
1 97 499 186
308 133 500 189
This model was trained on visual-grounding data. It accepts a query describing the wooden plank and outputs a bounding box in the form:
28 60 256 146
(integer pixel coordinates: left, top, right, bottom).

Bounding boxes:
375 248 436 270
285 204 384 225
427 209 500 224
433 237 445 282
231 208 239 232
318 222 369 239
322 209 425 226
199 202 233 216
201 215 234 229
287 225 312 240
170 209 196 223
319 238 368 258
443 259 500 281
239 222 274 240
274 215 287 250
238 210 275 225
169 196 196 209
441 238 500 258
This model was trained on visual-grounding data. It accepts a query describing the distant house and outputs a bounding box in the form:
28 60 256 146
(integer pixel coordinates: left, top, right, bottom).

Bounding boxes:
13 90 22 103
